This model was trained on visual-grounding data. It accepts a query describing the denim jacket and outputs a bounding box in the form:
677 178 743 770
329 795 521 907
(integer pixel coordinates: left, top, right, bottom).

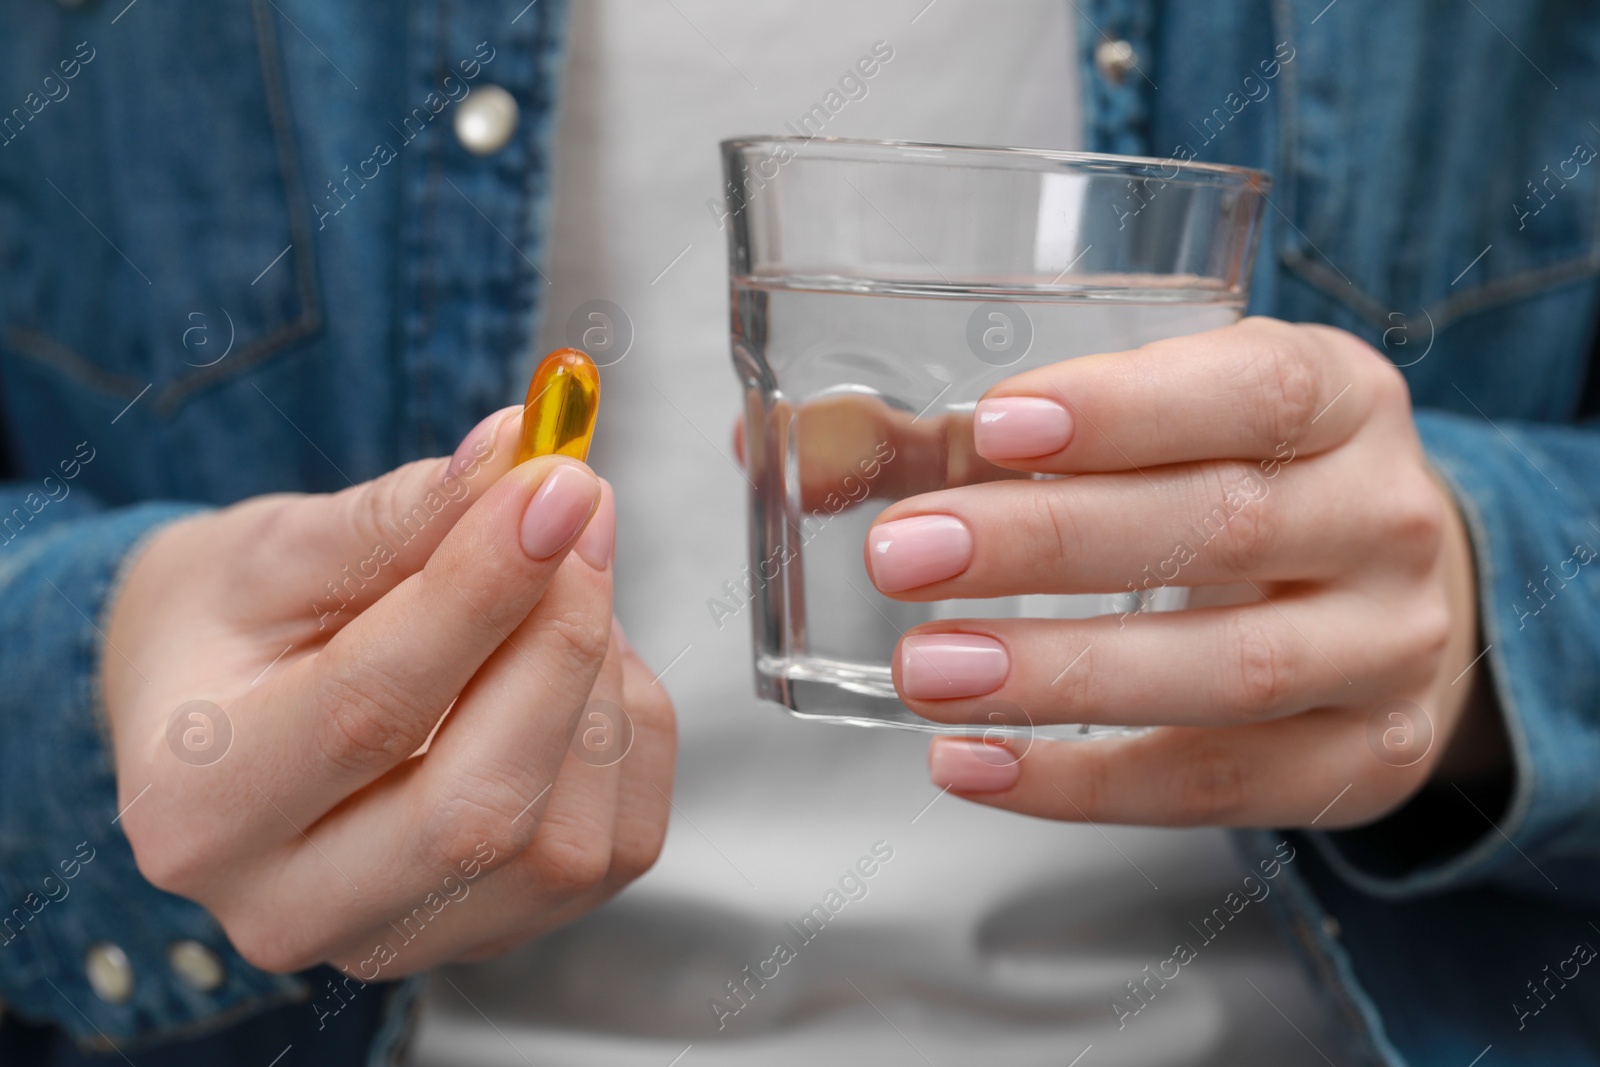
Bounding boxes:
0 0 1596 1064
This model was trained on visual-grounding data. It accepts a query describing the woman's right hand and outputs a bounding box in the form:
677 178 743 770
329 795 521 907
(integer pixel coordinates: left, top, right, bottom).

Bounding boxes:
102 407 676 978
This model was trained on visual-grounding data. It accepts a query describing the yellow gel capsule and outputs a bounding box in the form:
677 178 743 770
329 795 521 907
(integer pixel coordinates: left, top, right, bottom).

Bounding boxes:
516 347 600 463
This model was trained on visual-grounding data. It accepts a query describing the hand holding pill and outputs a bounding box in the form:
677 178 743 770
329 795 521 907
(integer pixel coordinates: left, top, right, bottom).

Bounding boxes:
98 363 674 976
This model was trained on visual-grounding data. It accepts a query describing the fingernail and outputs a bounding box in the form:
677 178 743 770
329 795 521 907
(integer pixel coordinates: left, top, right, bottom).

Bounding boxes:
521 465 601 560
973 397 1073 459
929 738 1021 793
449 406 520 478
574 482 615 569
866 515 973 593
901 634 1009 700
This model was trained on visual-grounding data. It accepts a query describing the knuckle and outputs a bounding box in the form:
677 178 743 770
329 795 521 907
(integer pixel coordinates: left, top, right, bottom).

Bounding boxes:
540 606 612 672
630 684 678 739
1169 742 1249 825
1251 326 1322 445
1364 350 1414 412
609 795 675 889
350 465 439 560
1384 473 1446 562
1200 462 1278 576
1227 610 1296 720
316 669 427 776
419 790 524 878
1408 594 1454 670
124 812 214 896
416 559 520 646
528 825 614 896
608 823 668 885
225 916 323 975
351 477 396 554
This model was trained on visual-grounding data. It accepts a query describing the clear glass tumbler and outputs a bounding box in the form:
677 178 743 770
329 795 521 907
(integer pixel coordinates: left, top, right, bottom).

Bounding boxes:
722 136 1269 735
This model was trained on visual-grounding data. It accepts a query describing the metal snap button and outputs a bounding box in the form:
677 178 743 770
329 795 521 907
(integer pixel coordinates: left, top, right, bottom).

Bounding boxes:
1094 39 1139 86
168 940 225 993
454 84 520 156
85 943 134 1004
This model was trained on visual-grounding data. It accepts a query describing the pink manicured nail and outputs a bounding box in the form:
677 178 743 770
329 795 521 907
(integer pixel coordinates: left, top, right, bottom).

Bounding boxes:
973 397 1073 459
448 406 519 478
901 634 1009 700
574 482 615 569
520 465 600 560
929 738 1022 793
866 515 973 593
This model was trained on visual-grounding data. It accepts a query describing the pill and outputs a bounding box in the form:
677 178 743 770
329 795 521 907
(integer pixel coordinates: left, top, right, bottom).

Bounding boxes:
516 348 600 463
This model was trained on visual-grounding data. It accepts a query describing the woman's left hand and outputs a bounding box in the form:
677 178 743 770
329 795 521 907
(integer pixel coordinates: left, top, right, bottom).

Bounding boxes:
867 317 1504 829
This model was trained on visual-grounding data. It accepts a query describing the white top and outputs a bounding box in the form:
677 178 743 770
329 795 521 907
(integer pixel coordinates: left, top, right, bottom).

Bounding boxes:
415 2 1336 1063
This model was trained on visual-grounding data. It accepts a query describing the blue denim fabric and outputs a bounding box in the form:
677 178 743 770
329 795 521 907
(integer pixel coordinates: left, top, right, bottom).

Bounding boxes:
1 0 1597 1063
0 0 567 1058
1079 0 1600 1063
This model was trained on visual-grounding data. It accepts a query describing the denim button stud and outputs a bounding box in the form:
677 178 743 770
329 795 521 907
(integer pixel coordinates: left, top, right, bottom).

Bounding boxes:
85 943 134 1004
168 940 225 992
454 84 519 155
1094 39 1138 85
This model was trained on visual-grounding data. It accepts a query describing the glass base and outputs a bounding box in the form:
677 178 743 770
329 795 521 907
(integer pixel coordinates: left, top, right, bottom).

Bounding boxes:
758 668 1147 742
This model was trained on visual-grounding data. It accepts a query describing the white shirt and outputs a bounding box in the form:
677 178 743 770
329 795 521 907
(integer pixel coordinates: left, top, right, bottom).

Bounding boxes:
416 3 1336 1063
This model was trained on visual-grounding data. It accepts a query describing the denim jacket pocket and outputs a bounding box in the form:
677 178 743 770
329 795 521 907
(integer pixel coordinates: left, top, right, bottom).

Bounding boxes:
1274 0 1600 338
0 0 320 417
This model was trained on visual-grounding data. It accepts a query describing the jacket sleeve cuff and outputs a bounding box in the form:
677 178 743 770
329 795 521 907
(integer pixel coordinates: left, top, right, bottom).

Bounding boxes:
0 501 309 1050
1306 409 1600 903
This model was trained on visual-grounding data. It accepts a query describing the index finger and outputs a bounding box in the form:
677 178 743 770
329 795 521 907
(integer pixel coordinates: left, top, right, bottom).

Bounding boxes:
972 318 1395 473
248 457 604 829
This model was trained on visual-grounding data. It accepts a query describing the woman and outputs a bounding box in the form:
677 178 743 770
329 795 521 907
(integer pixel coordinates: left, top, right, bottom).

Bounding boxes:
0 1 1595 1064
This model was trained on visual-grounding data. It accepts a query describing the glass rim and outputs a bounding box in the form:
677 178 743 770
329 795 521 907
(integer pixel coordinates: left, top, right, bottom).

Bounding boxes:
720 135 1271 190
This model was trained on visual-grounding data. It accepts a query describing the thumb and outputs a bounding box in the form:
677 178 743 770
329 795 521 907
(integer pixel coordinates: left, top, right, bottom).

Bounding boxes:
264 405 525 624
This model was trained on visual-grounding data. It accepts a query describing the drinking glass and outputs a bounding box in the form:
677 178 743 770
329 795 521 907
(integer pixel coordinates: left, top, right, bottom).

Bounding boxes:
722 136 1269 735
